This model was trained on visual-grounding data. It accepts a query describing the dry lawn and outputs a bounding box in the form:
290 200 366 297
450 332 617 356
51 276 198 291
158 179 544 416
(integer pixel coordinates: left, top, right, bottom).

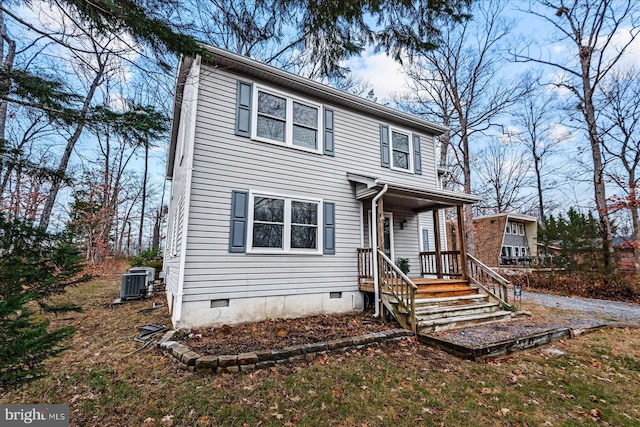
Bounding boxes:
2 273 640 426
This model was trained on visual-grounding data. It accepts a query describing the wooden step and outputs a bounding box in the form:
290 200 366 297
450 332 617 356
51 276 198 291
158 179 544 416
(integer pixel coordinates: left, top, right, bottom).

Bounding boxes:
414 293 489 307
415 283 478 297
415 289 478 299
411 278 469 286
414 301 500 321
417 310 514 334
415 283 473 292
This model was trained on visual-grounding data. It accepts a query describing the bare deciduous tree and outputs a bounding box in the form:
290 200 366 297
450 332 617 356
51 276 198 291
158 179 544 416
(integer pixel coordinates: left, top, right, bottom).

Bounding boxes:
598 68 640 271
397 1 531 253
512 0 640 268
473 140 534 216
509 84 568 223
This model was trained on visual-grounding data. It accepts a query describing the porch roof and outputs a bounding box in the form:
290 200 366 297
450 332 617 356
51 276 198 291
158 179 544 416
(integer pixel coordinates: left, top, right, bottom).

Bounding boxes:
347 172 483 212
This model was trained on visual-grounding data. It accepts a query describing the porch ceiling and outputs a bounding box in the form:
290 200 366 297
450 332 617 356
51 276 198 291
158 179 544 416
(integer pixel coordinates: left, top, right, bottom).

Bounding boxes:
347 172 483 212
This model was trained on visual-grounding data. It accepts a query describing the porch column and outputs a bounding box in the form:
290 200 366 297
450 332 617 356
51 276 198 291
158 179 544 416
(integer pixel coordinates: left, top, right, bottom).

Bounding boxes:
433 209 443 279
456 205 469 280
376 197 385 317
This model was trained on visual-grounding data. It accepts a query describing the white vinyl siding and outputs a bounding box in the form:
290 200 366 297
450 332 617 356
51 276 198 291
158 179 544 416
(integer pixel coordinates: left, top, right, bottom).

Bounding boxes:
177 65 440 302
163 59 200 298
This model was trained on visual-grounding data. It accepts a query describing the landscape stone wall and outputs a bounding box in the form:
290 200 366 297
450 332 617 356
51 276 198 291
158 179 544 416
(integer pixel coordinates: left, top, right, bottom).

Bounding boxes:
157 329 413 373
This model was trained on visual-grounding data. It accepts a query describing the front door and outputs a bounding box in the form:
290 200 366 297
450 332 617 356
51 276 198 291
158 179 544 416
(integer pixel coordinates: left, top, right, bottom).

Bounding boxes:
383 216 392 258
367 211 394 260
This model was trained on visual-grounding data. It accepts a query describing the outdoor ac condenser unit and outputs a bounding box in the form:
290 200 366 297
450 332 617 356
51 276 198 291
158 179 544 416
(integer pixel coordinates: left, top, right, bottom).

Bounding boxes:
120 273 147 300
128 267 156 284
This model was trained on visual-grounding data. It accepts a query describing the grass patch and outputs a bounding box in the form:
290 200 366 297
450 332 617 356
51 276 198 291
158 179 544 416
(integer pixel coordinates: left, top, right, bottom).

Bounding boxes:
1 275 639 426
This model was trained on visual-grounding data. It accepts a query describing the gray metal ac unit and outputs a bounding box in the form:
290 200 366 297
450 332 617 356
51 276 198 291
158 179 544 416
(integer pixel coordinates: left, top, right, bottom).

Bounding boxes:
121 273 147 300
128 267 156 284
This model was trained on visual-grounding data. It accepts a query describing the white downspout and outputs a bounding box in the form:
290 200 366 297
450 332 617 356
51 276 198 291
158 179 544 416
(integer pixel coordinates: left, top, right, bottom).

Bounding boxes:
371 184 388 318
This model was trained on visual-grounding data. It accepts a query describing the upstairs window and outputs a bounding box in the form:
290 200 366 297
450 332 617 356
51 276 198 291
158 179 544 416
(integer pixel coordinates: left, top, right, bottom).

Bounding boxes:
380 125 421 174
256 92 286 142
253 86 322 153
391 130 412 171
292 102 318 149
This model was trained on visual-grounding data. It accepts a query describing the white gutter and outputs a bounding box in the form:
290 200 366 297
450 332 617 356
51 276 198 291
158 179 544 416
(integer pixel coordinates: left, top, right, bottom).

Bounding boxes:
371 184 388 318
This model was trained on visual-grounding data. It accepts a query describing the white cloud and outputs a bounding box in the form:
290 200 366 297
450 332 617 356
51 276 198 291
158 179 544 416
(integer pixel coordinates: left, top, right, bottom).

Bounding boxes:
345 48 410 101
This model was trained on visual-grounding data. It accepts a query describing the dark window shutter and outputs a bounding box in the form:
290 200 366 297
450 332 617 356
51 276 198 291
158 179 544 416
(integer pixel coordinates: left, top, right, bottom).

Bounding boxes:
229 190 249 252
413 134 422 175
235 81 252 137
323 202 335 255
323 108 334 156
380 125 390 168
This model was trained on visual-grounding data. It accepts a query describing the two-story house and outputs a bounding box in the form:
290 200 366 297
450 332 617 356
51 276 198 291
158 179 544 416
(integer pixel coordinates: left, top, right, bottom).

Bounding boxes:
164 45 514 333
466 213 538 268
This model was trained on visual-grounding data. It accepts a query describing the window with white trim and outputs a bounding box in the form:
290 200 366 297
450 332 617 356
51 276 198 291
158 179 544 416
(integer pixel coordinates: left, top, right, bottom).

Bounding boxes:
390 128 412 171
248 192 322 253
518 223 525 235
253 86 322 152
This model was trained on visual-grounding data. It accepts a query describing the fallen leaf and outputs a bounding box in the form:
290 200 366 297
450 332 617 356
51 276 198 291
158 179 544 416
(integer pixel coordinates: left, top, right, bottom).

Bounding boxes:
590 408 602 421
160 415 174 426
272 413 284 420
496 408 510 416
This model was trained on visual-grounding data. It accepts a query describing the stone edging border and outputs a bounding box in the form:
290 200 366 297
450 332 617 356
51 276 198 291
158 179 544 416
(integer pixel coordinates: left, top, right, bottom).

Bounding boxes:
157 328 414 373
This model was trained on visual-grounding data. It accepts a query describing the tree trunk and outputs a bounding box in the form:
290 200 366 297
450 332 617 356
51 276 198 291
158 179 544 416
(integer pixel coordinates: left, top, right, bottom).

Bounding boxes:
138 143 148 252
460 128 474 255
534 154 545 223
0 8 16 198
581 64 614 269
152 209 161 251
39 60 106 230
629 177 640 274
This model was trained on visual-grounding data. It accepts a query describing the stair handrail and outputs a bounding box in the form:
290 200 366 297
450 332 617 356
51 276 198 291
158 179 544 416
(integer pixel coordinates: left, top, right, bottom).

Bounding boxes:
377 249 418 332
467 254 515 311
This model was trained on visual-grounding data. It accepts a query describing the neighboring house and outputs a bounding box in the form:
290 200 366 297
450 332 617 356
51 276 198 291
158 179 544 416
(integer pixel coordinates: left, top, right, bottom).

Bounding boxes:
448 213 538 268
164 45 511 332
613 237 636 273
476 213 538 267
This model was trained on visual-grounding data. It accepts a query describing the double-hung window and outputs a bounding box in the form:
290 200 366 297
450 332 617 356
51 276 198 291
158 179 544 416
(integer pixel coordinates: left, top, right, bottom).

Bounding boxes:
253 86 322 152
390 128 412 171
249 192 322 253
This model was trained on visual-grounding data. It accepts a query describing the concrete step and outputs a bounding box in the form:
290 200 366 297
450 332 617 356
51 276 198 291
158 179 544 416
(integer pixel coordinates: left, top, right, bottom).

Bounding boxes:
417 310 514 334
414 301 500 321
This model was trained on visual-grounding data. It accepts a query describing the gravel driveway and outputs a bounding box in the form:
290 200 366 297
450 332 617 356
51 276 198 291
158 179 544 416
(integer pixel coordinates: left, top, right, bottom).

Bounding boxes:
521 290 640 326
